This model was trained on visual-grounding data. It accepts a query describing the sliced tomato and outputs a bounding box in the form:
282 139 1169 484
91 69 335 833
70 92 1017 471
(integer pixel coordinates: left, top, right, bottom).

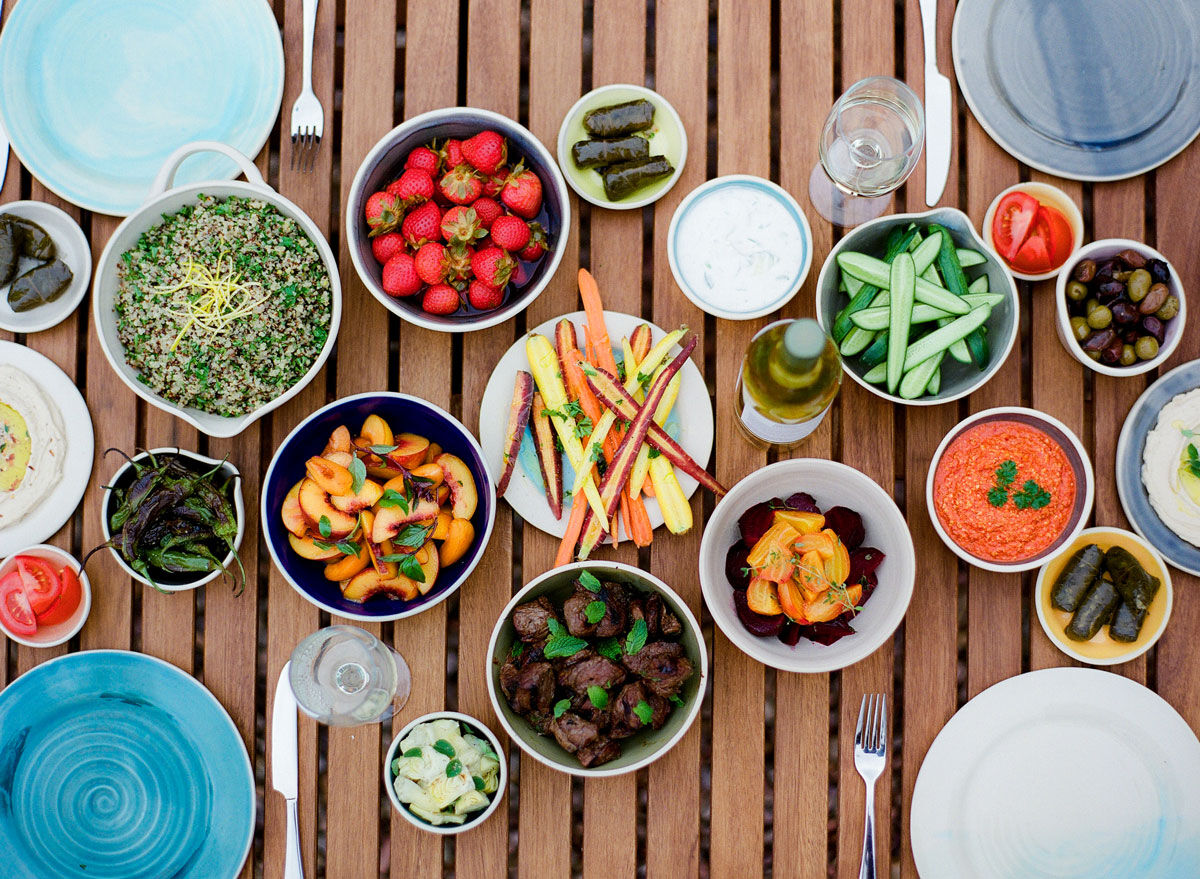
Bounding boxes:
0 573 38 637
992 191 1039 261
37 566 83 626
16 556 62 616
1037 204 1074 266
1010 234 1053 274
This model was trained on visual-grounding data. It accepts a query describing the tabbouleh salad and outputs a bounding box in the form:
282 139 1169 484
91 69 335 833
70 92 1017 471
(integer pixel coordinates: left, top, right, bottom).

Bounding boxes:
115 195 332 417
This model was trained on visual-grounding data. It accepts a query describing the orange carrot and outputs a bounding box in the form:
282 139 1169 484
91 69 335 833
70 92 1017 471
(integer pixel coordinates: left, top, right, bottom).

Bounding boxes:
578 269 619 375
625 490 653 546
556 489 589 567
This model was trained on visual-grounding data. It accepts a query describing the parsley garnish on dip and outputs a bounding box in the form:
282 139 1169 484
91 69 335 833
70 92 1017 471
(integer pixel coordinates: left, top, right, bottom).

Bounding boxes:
933 420 1075 563
0 365 66 530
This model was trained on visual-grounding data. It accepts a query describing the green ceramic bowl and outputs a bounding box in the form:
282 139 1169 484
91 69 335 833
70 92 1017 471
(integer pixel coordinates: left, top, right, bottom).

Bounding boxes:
486 561 707 777
556 84 687 210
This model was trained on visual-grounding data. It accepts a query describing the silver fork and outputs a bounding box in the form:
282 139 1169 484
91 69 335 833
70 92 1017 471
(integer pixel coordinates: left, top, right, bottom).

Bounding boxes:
853 693 888 879
288 0 322 172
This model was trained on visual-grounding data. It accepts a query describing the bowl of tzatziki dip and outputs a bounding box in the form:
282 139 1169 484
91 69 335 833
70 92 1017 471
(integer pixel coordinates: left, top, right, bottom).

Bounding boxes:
667 175 812 320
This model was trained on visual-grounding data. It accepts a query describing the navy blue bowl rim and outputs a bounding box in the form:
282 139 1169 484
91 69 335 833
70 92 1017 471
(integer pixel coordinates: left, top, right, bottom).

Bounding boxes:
262 392 497 621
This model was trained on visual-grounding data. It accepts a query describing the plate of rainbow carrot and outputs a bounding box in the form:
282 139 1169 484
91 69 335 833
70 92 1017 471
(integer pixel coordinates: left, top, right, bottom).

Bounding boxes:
478 269 723 564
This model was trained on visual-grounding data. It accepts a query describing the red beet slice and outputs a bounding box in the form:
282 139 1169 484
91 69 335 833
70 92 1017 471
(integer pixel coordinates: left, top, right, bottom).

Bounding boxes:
725 542 753 590
797 617 856 646
732 589 785 637
737 501 776 545
848 547 886 585
823 506 865 549
859 570 878 605
782 492 820 513
778 620 802 646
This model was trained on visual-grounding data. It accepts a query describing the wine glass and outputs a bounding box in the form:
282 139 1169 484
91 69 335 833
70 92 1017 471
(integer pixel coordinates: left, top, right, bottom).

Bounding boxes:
809 76 925 226
288 625 411 726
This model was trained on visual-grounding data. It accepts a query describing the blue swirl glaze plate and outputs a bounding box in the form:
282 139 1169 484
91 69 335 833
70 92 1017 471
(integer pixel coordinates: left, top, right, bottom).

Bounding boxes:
0 0 283 215
1117 360 1200 576
953 0 1200 181
0 651 254 879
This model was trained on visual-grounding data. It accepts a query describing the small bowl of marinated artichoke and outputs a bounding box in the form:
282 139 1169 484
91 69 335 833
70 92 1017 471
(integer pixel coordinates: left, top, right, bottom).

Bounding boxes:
1055 239 1185 377
384 711 506 835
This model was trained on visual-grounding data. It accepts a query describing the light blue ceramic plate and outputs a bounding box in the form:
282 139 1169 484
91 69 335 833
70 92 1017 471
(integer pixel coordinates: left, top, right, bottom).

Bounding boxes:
1117 360 1200 576
0 0 283 215
953 0 1200 181
0 651 255 879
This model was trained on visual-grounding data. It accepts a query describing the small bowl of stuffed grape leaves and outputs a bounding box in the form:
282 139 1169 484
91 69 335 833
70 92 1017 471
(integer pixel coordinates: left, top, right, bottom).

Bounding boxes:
486 561 706 776
1035 527 1172 666
0 201 91 334
556 84 687 210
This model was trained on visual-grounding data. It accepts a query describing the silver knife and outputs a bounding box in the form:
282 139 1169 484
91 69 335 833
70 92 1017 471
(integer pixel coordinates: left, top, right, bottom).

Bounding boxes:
0 0 9 190
919 0 952 206
271 662 304 879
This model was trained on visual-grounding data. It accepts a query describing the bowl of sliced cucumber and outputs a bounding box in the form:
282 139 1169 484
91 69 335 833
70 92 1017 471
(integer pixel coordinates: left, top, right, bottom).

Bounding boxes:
815 208 1019 406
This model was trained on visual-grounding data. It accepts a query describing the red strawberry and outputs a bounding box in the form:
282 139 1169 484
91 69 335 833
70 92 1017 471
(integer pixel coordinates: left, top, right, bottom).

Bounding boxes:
401 201 442 247
461 130 507 176
440 139 465 168
470 246 515 288
490 215 531 252
414 241 448 285
381 252 422 297
471 197 503 229
438 165 483 205
482 168 507 198
387 168 435 205
371 231 406 264
440 206 487 245
422 283 461 315
467 279 504 310
364 191 403 237
517 221 550 261
500 164 543 219
444 243 474 283
404 146 440 175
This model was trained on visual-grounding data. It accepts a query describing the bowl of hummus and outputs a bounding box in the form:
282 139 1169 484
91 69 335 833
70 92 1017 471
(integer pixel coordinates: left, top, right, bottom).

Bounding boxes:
927 407 1094 572
0 365 65 527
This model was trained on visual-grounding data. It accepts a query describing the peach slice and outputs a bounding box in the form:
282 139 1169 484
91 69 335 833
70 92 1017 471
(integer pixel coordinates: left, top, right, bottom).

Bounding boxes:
436 453 478 520
430 510 452 541
323 425 352 455
331 479 383 514
306 456 353 496
410 462 444 487
372 497 439 543
436 484 450 506
324 546 369 581
382 573 420 601
360 414 394 447
392 433 430 468
357 511 397 579
414 541 440 595
280 480 310 538
298 479 357 537
438 518 475 567
288 532 341 561
423 443 443 466
323 450 355 469
343 569 387 602
746 577 783 616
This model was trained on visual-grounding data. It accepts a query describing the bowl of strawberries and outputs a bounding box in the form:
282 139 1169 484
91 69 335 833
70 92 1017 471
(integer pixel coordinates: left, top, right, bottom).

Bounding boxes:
347 107 570 332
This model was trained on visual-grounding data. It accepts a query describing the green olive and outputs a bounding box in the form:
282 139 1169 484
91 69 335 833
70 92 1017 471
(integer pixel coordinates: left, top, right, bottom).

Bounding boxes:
1156 294 1180 321
1085 298 1100 316
1135 336 1160 361
1120 344 1138 366
1086 348 1102 361
1112 270 1132 282
1066 280 1089 302
1086 305 1113 329
1127 269 1152 302
1069 316 1089 341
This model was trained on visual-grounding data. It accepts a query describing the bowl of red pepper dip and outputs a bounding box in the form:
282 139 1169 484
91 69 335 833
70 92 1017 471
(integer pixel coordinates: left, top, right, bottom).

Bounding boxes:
926 407 1094 572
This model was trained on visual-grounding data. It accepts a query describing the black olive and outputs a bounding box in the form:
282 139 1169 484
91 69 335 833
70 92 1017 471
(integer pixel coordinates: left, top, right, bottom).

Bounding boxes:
1096 279 1126 302
1147 258 1170 285
1110 300 1138 325
1141 315 1166 345
1101 337 1125 364
1082 328 1116 351
1122 327 1141 344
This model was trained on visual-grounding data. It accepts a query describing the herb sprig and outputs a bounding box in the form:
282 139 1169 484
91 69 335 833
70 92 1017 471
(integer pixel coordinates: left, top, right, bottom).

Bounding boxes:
986 459 1051 511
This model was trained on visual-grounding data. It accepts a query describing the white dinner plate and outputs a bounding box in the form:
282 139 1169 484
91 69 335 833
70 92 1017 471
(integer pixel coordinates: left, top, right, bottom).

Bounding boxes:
911 668 1200 879
478 311 712 539
0 342 94 555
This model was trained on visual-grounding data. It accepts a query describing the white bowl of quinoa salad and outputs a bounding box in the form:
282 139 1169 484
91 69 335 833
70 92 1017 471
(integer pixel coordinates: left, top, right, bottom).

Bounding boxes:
93 142 341 438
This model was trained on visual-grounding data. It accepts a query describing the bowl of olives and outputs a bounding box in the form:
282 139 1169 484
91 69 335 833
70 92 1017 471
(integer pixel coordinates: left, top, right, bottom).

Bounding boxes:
1056 239 1184 377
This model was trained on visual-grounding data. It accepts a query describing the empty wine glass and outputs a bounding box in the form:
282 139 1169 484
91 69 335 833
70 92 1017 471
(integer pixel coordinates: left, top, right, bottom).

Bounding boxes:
809 76 925 226
289 625 411 726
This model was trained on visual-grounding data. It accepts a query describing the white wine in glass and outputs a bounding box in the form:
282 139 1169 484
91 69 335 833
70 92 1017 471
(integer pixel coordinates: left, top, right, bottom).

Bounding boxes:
289 625 411 726
809 76 925 226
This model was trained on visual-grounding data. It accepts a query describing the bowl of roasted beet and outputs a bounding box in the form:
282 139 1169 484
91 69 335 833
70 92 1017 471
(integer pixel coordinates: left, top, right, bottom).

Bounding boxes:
698 458 915 674
486 561 706 777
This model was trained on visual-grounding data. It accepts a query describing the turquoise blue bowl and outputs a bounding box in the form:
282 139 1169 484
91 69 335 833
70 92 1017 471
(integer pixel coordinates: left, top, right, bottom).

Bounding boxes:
0 651 254 878
0 0 284 215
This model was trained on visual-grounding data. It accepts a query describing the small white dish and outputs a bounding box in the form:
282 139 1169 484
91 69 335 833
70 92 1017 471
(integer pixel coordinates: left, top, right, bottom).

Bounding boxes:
0 341 94 556
1054 238 1185 378
477 310 713 539
982 182 1084 282
668 175 813 320
100 448 244 592
384 710 507 835
556 83 687 211
0 543 91 647
0 201 91 333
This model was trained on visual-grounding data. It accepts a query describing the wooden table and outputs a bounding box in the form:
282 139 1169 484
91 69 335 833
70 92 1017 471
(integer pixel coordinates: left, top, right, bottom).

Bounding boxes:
3 1 1198 876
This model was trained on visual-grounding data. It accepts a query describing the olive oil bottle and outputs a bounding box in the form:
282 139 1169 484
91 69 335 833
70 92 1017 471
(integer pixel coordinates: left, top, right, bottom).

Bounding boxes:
736 318 842 446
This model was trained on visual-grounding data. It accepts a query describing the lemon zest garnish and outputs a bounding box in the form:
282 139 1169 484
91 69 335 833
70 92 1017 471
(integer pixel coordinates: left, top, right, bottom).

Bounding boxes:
154 253 271 352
